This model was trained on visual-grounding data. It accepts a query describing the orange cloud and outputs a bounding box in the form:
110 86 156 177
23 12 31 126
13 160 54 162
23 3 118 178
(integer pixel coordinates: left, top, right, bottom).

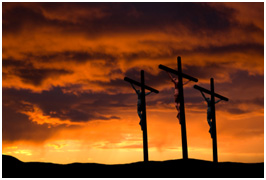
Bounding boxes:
19 102 82 127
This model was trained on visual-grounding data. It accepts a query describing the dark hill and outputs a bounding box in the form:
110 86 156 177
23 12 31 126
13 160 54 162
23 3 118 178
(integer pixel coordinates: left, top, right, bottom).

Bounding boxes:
2 155 264 178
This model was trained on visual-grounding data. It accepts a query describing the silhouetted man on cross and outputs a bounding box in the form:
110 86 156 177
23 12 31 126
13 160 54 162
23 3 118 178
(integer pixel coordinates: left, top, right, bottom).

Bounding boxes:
130 83 152 130
166 72 190 123
194 78 228 163
159 56 198 160
125 70 159 162
200 90 222 138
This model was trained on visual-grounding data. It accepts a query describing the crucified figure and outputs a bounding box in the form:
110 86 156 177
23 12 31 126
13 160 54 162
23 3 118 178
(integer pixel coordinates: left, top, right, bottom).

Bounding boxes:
200 91 222 138
167 72 190 123
130 83 152 130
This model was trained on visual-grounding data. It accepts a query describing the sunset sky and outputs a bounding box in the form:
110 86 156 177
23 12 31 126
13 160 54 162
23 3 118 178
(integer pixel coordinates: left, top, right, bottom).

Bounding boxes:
2 2 264 164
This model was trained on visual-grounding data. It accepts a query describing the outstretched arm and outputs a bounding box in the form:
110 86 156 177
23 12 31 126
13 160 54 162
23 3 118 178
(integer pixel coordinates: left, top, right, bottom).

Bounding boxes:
183 80 190 86
130 83 138 94
167 72 175 83
200 91 208 102
145 91 152 96
215 99 222 104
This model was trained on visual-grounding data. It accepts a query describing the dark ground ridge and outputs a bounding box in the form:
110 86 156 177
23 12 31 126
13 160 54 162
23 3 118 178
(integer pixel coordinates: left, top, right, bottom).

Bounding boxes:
2 154 264 178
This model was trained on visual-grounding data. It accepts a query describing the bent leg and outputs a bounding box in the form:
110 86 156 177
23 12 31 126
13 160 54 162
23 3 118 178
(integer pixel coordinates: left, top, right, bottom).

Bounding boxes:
137 108 143 130
207 118 213 138
137 106 143 130
175 102 181 124
207 111 213 137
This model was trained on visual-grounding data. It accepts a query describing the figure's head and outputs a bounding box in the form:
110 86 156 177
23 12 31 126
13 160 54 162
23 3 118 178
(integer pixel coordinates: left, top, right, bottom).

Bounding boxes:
206 97 210 101
137 90 140 93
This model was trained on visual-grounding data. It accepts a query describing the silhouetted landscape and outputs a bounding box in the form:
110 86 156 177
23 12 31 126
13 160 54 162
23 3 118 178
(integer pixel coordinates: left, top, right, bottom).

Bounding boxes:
2 155 263 178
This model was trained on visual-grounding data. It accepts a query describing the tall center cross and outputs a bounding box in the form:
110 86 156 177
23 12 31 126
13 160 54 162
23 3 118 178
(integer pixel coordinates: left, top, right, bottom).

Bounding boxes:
159 56 198 160
124 70 159 162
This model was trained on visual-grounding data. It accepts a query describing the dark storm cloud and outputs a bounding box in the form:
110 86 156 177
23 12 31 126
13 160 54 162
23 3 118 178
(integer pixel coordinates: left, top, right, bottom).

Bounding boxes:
80 2 235 35
221 98 264 115
122 51 152 61
52 108 120 122
3 85 126 142
17 68 71 86
2 3 86 35
23 50 118 64
119 41 264 63
2 87 127 124
215 70 264 98
22 41 262 71
193 43 264 56
63 51 117 62
2 58 28 67
3 4 59 35
4 41 263 88
3 58 72 86
169 43 264 57
2 2 241 36
2 66 176 129
2 104 65 142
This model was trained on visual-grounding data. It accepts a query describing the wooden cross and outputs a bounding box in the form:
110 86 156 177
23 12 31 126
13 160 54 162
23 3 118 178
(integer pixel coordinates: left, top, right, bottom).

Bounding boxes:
194 78 229 163
159 56 198 160
124 70 159 162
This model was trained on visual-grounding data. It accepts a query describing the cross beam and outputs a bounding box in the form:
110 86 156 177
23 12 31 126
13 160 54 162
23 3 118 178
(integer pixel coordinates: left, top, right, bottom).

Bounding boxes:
124 70 159 162
158 56 198 160
194 85 228 101
124 77 159 94
159 64 198 82
194 78 229 163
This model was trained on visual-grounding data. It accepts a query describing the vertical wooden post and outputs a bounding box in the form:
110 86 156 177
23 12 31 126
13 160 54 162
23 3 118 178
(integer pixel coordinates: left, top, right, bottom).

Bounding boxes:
141 70 149 162
211 78 218 163
177 56 188 160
